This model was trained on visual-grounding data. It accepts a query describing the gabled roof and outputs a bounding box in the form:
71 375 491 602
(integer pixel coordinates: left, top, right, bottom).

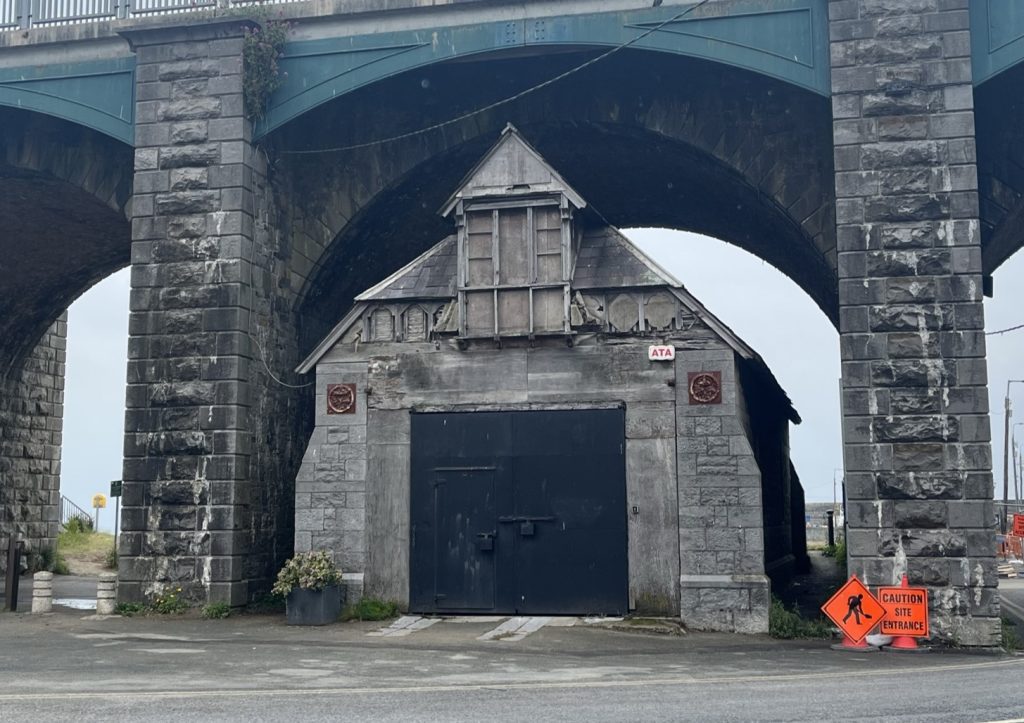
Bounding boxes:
573 226 682 289
440 124 587 216
355 235 457 302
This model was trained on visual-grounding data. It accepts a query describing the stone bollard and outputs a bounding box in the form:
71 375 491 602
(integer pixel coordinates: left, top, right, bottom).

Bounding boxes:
96 572 117 615
32 571 53 614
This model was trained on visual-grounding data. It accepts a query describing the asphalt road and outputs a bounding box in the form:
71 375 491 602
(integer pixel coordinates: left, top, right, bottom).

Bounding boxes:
1 610 1022 722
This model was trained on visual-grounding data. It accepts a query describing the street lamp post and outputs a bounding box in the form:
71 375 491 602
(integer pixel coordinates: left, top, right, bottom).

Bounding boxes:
1002 380 1024 533
1014 422 1024 512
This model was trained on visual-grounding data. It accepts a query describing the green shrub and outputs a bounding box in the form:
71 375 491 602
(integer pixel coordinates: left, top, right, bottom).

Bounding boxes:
768 596 833 639
105 546 118 570
1003 618 1020 653
822 538 848 573
28 547 69 575
115 602 147 617
343 598 400 622
202 602 232 620
63 516 93 534
151 588 189 615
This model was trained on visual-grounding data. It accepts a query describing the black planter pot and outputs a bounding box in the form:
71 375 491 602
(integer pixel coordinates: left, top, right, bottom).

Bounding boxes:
286 584 343 625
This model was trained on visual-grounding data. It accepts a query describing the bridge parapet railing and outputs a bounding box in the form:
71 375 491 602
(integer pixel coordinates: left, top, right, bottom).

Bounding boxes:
2 0 299 30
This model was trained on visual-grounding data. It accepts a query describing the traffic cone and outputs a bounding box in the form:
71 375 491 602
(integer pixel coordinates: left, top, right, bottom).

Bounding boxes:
884 574 929 654
831 631 877 651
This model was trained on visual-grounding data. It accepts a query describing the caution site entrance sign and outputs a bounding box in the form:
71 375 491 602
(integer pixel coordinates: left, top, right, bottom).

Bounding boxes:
821 576 887 644
878 585 929 638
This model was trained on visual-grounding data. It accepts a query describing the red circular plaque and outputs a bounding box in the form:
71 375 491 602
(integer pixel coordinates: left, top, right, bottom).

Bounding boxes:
688 372 721 404
326 384 356 414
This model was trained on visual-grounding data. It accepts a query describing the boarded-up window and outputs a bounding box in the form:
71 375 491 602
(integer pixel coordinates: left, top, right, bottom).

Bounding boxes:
459 198 571 337
466 211 493 287
534 207 563 284
465 290 495 337
405 307 428 341
370 307 395 341
497 209 529 285
533 288 564 332
608 295 638 333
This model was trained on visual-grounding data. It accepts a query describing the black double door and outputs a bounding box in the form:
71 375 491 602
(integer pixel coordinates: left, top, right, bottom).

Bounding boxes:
410 409 627 616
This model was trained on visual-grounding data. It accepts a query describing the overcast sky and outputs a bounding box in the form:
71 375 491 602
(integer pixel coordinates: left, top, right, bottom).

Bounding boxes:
61 229 1024 532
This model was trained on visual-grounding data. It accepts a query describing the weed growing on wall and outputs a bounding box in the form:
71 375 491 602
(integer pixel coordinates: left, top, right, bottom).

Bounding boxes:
151 588 189 615
243 15 290 121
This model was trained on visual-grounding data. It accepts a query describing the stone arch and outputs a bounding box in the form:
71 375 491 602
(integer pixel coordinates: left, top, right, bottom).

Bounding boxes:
0 107 132 566
976 61 1024 279
266 49 836 351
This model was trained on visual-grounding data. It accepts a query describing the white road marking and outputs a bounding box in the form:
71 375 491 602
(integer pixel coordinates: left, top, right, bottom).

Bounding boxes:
478 616 552 642
73 633 195 642
367 616 439 637
128 648 206 655
545 617 578 627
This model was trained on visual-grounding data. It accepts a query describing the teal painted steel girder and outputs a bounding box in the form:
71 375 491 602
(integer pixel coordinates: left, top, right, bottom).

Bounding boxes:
971 0 1024 85
0 56 134 145
256 0 831 139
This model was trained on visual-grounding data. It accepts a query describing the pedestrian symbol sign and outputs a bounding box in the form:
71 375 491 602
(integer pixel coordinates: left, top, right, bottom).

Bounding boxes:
878 585 929 638
821 575 886 643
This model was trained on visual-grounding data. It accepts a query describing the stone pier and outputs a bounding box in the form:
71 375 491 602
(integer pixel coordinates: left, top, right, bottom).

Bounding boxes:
830 0 999 644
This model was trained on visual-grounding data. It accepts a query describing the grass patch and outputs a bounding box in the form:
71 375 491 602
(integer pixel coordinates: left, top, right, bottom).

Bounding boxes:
1003 618 1020 653
57 525 115 574
769 596 834 640
342 598 400 622
822 538 848 574
114 602 147 617
202 602 232 619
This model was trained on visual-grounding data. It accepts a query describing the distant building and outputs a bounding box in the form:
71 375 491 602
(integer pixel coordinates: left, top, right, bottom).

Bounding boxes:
293 126 807 632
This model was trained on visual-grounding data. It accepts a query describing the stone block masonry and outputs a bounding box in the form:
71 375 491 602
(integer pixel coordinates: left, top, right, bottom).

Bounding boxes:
0 315 66 574
119 20 303 606
830 0 999 645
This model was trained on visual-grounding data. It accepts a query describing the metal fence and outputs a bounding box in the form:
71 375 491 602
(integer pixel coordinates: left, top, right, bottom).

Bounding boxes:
59 494 92 527
0 0 298 30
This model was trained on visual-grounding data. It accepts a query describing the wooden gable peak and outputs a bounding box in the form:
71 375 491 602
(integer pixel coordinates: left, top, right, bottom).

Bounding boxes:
440 124 587 216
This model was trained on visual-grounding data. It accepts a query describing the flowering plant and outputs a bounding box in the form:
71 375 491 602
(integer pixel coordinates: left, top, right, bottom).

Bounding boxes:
272 551 342 596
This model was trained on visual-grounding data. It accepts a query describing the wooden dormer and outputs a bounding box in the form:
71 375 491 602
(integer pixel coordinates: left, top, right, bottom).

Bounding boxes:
440 125 587 339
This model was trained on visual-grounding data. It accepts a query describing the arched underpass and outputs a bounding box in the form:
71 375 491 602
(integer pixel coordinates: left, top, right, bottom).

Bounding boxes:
0 108 131 564
276 49 838 350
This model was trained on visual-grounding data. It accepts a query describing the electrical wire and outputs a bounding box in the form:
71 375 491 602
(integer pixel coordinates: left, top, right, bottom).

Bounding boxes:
987 323 1024 336
281 0 713 156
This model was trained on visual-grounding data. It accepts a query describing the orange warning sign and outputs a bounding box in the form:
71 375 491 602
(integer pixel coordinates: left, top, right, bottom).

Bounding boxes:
821 575 886 644
878 584 929 638
1013 513 1024 538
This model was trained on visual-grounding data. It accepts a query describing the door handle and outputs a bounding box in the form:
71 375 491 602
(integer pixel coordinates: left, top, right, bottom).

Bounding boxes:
498 516 555 523
475 531 495 551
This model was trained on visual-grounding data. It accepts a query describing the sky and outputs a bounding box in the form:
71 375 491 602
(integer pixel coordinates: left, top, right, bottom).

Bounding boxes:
60 230 1024 531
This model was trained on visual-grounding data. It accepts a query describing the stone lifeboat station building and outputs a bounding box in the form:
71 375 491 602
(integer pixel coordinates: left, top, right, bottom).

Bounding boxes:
294 126 807 632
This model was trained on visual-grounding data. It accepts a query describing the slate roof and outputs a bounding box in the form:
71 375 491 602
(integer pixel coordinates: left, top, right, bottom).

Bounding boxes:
572 226 681 289
356 235 458 302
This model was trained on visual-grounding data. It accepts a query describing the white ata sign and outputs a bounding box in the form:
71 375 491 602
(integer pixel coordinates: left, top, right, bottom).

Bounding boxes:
647 345 676 361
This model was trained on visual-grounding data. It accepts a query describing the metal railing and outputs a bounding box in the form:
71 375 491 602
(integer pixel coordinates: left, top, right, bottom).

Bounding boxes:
1 0 299 30
59 494 92 527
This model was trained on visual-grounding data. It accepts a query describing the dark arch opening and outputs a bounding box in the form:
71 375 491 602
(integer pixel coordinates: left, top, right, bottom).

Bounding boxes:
0 108 133 373
270 47 837 352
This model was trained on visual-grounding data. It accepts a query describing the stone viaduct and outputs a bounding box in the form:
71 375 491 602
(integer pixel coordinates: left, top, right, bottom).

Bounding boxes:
1 0 1023 644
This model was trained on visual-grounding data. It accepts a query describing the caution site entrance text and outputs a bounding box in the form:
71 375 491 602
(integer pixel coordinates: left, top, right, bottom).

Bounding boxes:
878 586 929 638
